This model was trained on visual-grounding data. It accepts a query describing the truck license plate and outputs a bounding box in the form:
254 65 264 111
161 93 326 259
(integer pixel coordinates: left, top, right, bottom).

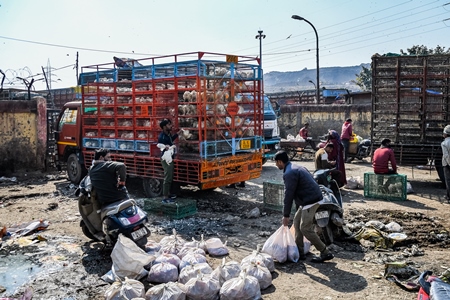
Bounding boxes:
315 211 329 220
240 140 251 149
131 227 147 240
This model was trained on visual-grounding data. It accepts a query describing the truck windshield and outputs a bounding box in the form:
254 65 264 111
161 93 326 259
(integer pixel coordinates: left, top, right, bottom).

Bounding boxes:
263 96 277 121
58 108 77 130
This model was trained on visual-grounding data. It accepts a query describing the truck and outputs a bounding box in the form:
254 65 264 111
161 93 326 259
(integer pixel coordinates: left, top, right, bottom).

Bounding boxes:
55 52 264 197
261 95 281 164
371 53 450 182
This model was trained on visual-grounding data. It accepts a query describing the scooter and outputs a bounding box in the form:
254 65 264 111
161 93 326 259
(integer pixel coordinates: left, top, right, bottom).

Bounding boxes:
76 176 151 249
347 138 371 162
312 169 344 245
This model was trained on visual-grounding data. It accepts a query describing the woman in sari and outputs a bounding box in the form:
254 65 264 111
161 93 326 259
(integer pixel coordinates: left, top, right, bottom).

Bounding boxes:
326 130 347 186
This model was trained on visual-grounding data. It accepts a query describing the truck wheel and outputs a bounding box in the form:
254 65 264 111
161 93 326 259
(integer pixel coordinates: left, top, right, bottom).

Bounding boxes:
143 178 163 197
67 153 86 184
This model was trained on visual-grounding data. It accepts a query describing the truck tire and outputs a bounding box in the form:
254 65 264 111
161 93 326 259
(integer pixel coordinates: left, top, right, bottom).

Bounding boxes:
143 178 163 197
67 153 86 184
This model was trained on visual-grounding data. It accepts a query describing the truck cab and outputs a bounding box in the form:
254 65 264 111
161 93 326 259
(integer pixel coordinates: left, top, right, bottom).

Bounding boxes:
261 95 281 163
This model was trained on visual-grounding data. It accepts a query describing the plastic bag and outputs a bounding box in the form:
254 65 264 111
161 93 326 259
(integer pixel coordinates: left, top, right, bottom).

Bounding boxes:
185 273 220 300
345 176 360 189
241 261 272 290
145 240 161 255
179 252 207 270
205 238 229 256
385 221 403 233
219 271 261 300
241 245 275 273
148 262 179 284
261 226 288 263
154 253 181 268
289 226 311 255
104 277 145 300
212 258 242 285
179 262 213 284
177 246 206 259
145 282 187 300
160 229 186 255
104 234 155 282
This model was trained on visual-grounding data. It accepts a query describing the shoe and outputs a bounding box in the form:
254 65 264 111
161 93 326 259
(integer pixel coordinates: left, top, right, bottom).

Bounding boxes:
162 198 176 204
226 184 237 189
237 182 246 188
169 194 177 199
311 252 334 263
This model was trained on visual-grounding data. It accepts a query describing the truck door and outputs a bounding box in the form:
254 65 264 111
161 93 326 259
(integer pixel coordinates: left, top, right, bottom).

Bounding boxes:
56 107 80 154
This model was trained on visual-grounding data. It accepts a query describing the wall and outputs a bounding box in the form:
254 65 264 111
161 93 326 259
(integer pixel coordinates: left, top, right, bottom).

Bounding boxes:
0 97 47 173
278 103 372 140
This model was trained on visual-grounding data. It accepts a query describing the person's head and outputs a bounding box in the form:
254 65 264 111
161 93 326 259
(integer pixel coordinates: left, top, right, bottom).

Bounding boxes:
304 122 309 128
160 119 173 131
324 143 334 154
381 138 391 148
274 151 289 170
94 148 111 161
346 118 352 123
444 125 450 137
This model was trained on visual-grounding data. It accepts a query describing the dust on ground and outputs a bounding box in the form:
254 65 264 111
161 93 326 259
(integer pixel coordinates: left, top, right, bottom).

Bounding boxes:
1 159 450 299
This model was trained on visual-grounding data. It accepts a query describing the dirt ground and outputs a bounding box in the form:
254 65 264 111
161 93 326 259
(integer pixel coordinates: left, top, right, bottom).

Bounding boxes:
1 157 450 300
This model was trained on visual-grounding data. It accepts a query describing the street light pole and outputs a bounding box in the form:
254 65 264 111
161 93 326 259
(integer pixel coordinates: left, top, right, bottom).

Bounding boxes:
292 15 320 103
255 30 266 83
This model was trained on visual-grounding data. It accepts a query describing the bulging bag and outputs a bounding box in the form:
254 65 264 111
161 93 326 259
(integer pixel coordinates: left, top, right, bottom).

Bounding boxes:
261 226 288 263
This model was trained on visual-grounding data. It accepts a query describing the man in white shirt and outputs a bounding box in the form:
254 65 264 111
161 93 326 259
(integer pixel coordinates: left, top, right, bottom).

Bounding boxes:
441 125 450 202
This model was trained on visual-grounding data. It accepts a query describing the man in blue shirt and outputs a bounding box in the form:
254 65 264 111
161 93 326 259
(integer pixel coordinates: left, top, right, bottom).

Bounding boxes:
158 119 182 203
274 150 334 263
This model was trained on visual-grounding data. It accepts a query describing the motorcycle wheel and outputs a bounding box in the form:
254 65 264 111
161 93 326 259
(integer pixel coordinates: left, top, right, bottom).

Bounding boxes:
80 220 98 241
320 224 334 246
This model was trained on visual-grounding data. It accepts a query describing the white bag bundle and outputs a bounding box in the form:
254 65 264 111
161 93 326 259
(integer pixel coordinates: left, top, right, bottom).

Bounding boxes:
179 262 213 284
183 237 201 248
160 229 186 255
241 261 272 290
241 244 275 272
289 226 311 255
179 252 207 270
185 273 220 300
177 246 206 260
145 240 162 255
104 277 145 300
106 234 155 282
205 238 229 256
148 262 179 284
261 225 287 263
145 281 186 300
211 258 241 286
219 271 261 300
154 253 181 268
285 226 299 263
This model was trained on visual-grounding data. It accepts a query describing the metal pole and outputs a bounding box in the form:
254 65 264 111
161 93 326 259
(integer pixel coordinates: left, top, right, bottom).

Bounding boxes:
292 15 320 103
255 30 266 82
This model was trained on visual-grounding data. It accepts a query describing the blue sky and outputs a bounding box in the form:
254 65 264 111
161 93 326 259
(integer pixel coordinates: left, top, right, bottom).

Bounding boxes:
0 0 449 90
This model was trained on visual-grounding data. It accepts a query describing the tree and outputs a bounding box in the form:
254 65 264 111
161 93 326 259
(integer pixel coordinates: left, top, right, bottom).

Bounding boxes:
353 65 372 91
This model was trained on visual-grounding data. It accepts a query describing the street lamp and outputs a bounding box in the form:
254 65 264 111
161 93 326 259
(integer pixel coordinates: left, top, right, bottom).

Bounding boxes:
255 30 266 83
292 15 320 103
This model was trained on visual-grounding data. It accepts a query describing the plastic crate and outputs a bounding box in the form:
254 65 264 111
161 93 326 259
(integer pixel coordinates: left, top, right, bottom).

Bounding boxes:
142 198 197 219
364 172 407 201
135 141 150 153
100 139 117 150
82 138 100 148
263 181 296 214
117 140 134 151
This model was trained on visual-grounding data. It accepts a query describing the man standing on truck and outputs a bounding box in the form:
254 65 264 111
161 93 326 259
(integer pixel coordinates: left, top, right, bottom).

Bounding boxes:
299 122 316 150
158 119 182 203
89 148 129 205
341 118 352 162
274 150 334 263
441 125 450 202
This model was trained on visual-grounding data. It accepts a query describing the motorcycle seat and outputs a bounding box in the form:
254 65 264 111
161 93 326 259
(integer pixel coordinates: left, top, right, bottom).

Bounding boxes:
101 199 136 218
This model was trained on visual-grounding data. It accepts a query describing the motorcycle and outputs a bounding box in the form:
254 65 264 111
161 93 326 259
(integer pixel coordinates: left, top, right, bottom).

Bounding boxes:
347 138 371 162
76 176 151 249
312 169 344 245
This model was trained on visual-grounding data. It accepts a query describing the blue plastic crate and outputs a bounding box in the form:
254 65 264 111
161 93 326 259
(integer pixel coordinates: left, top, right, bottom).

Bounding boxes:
135 141 151 153
117 140 134 151
132 66 153 81
80 70 117 85
100 139 117 150
83 138 100 149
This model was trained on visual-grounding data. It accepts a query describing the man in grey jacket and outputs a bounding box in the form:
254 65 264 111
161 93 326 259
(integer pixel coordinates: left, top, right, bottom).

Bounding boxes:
274 150 334 263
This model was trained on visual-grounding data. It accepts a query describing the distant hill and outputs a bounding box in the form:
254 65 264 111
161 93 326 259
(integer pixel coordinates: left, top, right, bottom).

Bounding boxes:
263 63 370 93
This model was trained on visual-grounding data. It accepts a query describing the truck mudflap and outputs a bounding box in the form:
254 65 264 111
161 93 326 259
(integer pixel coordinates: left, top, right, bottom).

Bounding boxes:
199 152 262 189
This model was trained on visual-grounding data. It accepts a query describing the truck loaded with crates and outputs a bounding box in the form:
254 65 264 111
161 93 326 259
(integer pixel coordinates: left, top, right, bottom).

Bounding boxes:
55 52 265 197
371 53 450 182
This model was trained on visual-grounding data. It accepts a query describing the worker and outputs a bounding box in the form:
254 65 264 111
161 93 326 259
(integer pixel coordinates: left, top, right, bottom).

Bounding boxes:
314 143 344 187
299 122 316 150
441 125 450 202
372 138 397 193
341 118 353 162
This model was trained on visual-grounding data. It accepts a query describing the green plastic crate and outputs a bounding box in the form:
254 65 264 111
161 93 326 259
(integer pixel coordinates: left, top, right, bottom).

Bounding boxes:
263 181 296 214
363 172 407 201
142 198 197 219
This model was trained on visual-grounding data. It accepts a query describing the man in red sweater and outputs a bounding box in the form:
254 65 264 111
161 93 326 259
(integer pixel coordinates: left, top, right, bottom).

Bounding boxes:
341 118 353 162
372 138 397 192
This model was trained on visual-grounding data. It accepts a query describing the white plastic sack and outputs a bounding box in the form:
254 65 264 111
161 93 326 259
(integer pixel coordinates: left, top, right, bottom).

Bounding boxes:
179 252 207 270
212 258 242 286
205 238 229 256
241 245 275 273
385 221 403 233
154 253 181 268
241 261 272 290
406 181 414 194
285 226 299 263
185 274 220 300
145 282 187 300
104 277 145 300
148 262 179 284
183 237 201 248
106 234 155 282
345 176 359 189
160 229 186 255
262 225 300 263
289 226 311 255
219 272 261 300
177 246 206 260
179 262 213 284
145 240 161 255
